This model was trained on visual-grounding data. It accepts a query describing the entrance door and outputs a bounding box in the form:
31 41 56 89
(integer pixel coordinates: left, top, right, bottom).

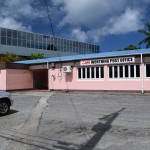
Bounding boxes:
33 70 48 89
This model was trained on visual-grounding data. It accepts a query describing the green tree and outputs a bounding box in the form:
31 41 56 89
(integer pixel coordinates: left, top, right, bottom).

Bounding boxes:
0 53 22 62
124 44 140 50
138 21 150 48
115 44 140 51
28 53 44 60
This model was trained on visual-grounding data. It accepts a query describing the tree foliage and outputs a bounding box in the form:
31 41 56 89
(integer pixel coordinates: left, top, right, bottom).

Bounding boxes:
27 53 44 60
0 53 22 62
0 53 45 62
123 44 140 50
138 22 150 48
116 44 140 51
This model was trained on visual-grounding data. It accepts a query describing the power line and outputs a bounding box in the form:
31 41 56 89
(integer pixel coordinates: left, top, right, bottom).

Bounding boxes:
43 0 55 37
42 0 91 142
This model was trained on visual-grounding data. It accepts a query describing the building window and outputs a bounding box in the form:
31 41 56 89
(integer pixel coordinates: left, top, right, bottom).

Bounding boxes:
146 64 150 77
125 65 128 77
1 37 6 45
78 66 104 80
119 66 123 78
78 68 81 79
7 29 12 37
109 66 113 78
136 65 140 77
1 28 6 36
109 65 140 78
130 65 134 77
12 30 17 38
114 66 118 78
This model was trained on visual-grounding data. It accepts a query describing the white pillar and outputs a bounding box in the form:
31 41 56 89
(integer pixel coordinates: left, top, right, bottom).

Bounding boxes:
141 54 144 94
47 62 50 91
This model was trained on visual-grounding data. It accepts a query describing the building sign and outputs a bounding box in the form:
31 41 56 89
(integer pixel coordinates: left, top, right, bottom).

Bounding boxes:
80 57 135 66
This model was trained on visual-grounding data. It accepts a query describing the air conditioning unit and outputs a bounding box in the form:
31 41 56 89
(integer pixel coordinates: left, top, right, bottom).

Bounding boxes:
62 66 72 73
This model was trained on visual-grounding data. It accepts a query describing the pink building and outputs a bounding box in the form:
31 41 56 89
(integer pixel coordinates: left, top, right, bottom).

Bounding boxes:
0 49 150 93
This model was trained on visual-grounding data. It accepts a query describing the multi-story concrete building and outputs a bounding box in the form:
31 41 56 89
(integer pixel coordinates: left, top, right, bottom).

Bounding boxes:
0 27 100 57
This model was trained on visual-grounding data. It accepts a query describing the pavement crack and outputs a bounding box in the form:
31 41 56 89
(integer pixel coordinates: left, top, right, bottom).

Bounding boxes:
5 92 54 150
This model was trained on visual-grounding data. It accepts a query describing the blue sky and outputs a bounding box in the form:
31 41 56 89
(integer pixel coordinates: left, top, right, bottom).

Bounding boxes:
0 0 150 52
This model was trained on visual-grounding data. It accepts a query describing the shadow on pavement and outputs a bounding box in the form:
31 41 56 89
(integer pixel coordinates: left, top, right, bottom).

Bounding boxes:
9 109 19 115
0 109 19 117
53 108 125 150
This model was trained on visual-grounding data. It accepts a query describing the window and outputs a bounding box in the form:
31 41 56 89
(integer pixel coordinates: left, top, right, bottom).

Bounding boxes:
27 41 31 48
22 40 26 47
87 68 90 78
27 33 31 40
96 67 99 78
101 67 104 78
7 38 12 45
31 41 34 48
109 66 113 78
18 39 21 46
91 67 94 78
7 29 12 37
78 68 81 79
119 66 123 78
1 37 6 45
146 64 150 77
78 66 104 79
130 65 134 77
13 30 17 38
114 66 118 78
1 28 6 36
82 68 86 78
44 43 48 50
18 31 21 38
12 38 17 46
109 65 140 78
22 32 26 39
31 34 34 41
125 65 128 77
136 65 140 77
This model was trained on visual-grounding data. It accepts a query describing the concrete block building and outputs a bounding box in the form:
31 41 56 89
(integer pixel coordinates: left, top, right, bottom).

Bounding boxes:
0 49 150 93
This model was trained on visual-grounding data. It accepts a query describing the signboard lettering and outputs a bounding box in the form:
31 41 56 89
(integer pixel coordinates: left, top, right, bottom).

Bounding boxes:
80 57 135 66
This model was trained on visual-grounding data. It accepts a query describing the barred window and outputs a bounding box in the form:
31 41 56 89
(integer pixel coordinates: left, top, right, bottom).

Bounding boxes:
146 64 150 77
109 65 140 78
78 66 104 79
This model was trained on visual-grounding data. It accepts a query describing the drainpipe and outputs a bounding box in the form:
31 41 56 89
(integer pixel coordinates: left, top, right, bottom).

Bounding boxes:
47 62 50 91
141 54 144 95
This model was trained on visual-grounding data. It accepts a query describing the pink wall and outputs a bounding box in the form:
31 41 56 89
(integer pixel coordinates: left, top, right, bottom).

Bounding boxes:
1 64 149 92
49 64 150 92
6 69 33 90
0 70 6 90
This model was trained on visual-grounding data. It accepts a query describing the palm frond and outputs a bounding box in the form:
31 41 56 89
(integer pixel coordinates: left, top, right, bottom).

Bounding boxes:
139 37 150 45
147 22 150 31
138 30 150 36
146 41 150 48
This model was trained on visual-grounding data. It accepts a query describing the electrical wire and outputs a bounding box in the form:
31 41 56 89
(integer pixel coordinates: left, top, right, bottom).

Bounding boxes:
42 0 91 142
43 0 62 66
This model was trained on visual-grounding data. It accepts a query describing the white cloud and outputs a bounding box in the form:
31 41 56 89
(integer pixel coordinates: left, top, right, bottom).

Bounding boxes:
52 0 149 42
0 17 31 31
71 28 88 42
0 0 44 31
102 8 144 35
0 0 149 43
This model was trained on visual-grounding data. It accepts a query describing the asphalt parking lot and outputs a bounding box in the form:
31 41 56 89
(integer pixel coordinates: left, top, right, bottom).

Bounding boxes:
0 91 150 150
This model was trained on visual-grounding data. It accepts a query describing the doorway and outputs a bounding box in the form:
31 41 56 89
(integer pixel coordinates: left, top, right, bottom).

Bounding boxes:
33 70 48 89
